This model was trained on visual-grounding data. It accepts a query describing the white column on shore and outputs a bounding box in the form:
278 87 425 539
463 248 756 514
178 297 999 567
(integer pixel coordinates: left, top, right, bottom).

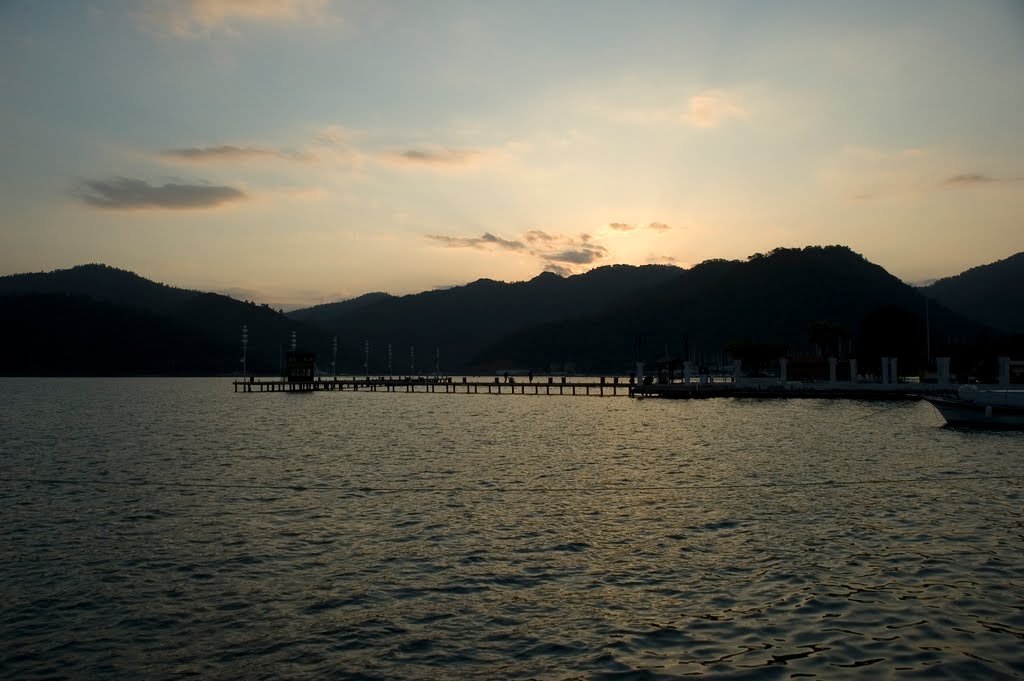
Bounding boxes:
890 357 898 384
881 357 890 385
636 362 644 384
684 361 695 384
779 357 788 383
998 357 1010 386
937 357 951 384
828 357 838 383
849 359 858 383
732 359 742 383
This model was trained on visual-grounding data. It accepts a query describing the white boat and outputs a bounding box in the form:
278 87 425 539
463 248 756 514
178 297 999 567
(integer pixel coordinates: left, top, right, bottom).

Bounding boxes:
924 385 1024 429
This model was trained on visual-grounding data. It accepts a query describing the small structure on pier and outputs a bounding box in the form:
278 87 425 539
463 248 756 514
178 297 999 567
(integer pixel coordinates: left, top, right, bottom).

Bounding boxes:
286 351 316 383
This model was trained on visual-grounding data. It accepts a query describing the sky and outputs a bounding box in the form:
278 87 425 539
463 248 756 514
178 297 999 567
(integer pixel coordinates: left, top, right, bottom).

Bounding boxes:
2 1 1023 308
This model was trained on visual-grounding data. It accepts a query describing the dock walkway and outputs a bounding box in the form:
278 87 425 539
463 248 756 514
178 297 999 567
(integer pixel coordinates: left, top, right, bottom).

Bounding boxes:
631 382 956 400
233 376 960 400
233 376 634 396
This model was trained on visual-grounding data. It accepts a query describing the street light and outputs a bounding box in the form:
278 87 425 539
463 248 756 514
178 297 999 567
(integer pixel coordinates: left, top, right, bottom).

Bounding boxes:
241 324 248 376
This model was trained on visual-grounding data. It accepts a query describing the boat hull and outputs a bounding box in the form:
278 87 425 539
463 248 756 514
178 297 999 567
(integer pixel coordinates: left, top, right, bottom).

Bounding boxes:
924 396 1024 429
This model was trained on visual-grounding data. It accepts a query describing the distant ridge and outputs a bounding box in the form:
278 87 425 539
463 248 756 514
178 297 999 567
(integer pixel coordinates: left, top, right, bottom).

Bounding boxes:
0 264 335 375
287 264 684 373
288 292 396 323
469 246 990 372
923 252 1024 335
1 248 1020 375
0 264 197 313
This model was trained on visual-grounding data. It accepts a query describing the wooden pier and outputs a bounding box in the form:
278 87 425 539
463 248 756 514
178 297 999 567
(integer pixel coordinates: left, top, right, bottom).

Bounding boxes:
233 376 960 400
632 381 957 400
233 376 635 397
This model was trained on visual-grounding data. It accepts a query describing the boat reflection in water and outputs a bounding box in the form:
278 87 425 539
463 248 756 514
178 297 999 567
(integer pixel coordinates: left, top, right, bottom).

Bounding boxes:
924 384 1024 429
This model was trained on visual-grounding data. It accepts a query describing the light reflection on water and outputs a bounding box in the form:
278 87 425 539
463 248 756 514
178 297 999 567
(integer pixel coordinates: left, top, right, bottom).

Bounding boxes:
1 378 1023 679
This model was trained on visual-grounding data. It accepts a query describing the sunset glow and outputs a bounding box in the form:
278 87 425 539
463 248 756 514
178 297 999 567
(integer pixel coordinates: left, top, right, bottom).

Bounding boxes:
2 1 1022 307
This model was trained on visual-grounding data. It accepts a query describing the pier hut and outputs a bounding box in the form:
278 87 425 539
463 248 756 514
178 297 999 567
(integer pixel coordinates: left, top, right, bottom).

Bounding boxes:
286 351 316 383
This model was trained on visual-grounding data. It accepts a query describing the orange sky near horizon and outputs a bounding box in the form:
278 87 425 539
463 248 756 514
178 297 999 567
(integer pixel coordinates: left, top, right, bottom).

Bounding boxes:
2 1 1022 308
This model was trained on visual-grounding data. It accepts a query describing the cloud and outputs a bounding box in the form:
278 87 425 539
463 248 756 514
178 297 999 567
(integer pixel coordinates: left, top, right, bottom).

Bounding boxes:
77 177 246 210
942 173 1021 187
594 90 744 129
543 263 572 277
824 146 1023 200
682 90 745 128
425 232 526 251
160 145 314 163
426 228 611 275
385 147 487 169
316 125 362 148
607 221 670 233
524 229 557 244
141 0 330 37
543 246 608 265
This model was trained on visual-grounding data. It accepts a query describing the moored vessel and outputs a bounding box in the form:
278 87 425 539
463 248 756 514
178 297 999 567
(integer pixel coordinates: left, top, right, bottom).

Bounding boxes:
923 385 1024 429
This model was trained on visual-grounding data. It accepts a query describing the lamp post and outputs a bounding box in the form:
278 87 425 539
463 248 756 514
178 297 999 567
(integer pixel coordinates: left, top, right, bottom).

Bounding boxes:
410 346 415 374
290 331 297 352
241 324 248 376
364 339 369 376
388 343 393 377
332 336 337 377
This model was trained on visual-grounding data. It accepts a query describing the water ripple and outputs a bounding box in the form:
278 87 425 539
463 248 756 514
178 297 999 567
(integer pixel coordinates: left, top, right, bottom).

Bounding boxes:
1 379 1022 679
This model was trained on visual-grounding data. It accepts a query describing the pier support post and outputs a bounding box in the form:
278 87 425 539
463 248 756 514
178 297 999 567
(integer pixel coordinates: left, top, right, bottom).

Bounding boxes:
998 356 1010 386
779 358 788 384
828 357 837 383
937 357 951 385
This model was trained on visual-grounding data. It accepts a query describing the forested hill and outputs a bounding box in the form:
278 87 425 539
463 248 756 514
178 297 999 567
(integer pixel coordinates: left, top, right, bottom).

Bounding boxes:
469 246 994 373
286 264 684 373
287 291 396 324
922 252 1024 334
0 263 196 314
1 249 1019 375
0 265 338 375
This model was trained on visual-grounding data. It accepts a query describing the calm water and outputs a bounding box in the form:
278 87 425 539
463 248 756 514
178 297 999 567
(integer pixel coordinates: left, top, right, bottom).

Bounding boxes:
1 378 1023 680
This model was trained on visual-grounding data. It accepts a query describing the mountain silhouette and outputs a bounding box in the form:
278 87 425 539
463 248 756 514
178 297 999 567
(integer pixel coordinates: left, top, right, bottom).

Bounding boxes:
469 246 990 374
286 264 682 373
0 248 1017 376
287 292 396 324
0 263 196 313
0 265 340 375
923 252 1024 334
